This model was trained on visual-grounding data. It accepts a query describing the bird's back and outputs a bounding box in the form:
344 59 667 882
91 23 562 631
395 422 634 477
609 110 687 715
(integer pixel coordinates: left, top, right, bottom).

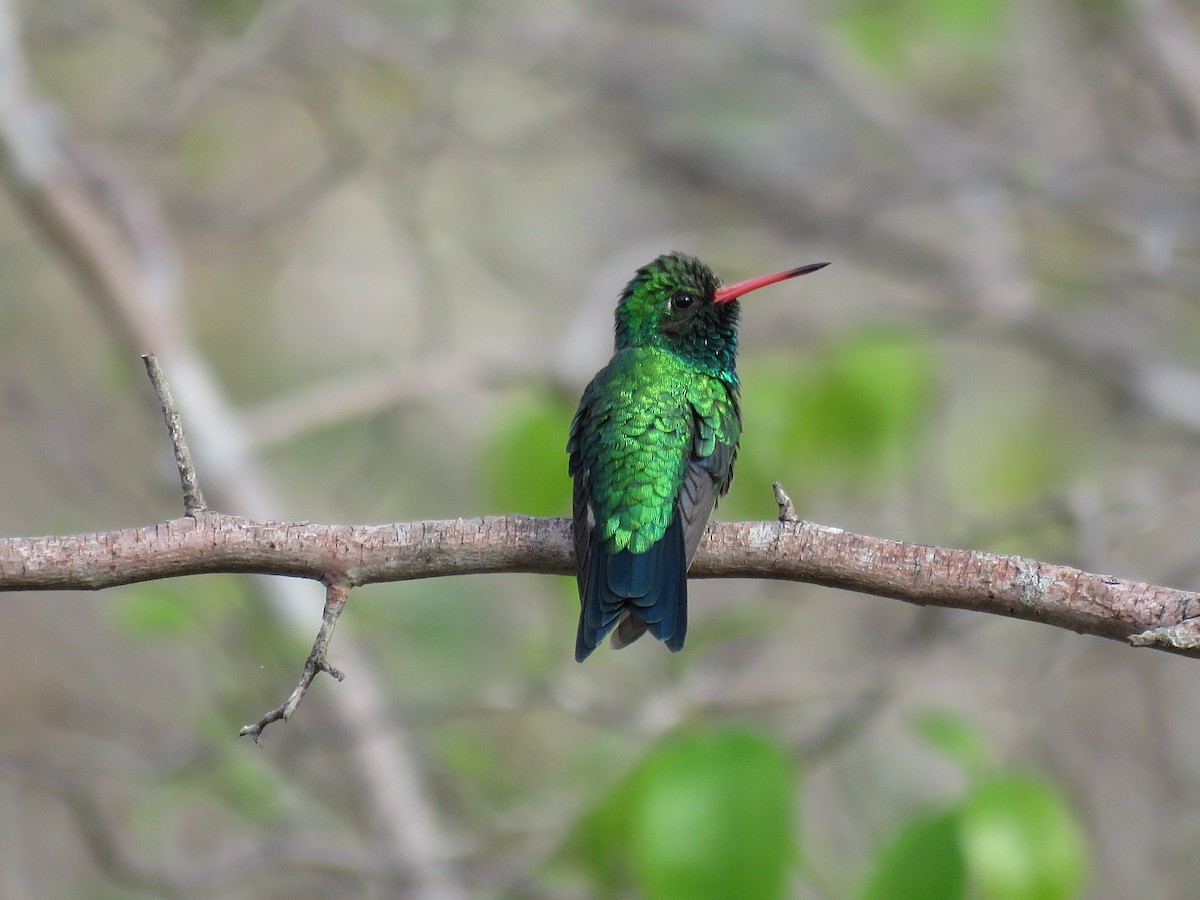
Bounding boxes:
574 347 698 554
569 346 739 659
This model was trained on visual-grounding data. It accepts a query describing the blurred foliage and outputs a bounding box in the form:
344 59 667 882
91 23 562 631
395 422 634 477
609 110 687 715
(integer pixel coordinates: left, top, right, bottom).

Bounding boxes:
481 390 576 517
116 582 197 636
859 810 967 900
913 707 992 778
734 328 936 515
834 0 1008 83
188 0 268 34
115 575 247 638
570 728 795 900
859 713 1088 900
565 713 1087 899
960 775 1090 900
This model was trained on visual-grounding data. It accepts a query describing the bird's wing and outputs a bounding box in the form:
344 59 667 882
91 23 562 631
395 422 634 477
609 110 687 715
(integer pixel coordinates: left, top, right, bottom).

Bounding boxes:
570 356 693 659
566 379 596 603
678 459 718 567
679 388 741 566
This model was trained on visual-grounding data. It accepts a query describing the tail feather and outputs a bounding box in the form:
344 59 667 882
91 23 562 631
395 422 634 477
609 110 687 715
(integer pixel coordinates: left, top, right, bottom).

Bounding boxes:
574 514 688 662
609 613 647 649
605 549 655 599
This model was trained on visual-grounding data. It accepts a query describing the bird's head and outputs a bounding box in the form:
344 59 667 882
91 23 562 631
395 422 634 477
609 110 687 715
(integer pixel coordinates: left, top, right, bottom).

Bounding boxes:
613 251 827 374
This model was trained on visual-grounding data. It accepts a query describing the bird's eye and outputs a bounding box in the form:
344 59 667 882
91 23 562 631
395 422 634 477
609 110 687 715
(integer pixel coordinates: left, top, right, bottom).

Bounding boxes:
669 292 697 312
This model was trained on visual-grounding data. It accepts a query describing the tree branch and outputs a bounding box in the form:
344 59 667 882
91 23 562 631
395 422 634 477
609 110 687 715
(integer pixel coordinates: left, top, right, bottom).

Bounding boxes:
3 509 1198 652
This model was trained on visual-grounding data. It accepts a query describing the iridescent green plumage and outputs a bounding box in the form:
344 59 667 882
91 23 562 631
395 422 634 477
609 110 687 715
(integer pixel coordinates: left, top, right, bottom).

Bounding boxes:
576 348 739 555
569 252 827 661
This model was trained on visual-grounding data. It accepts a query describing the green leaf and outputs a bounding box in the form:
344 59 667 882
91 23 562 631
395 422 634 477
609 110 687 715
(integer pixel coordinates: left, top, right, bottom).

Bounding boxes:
634 730 795 900
960 774 1088 900
575 729 796 900
481 391 575 517
913 709 992 777
858 809 966 900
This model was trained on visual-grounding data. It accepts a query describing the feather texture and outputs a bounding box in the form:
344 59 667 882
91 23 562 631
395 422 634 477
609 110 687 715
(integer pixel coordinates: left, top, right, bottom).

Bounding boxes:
570 340 739 661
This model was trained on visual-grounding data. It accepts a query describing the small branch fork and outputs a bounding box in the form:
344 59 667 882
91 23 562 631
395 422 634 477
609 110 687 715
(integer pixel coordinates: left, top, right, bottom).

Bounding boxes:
143 354 344 741
6 358 1200 740
239 582 349 744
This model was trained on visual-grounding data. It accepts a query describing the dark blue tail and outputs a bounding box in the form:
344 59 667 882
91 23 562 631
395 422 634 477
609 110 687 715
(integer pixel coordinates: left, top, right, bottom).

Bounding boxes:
574 513 688 662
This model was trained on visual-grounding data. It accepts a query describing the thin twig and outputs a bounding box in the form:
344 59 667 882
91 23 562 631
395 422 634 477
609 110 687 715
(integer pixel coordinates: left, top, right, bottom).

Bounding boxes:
142 354 207 516
240 581 349 744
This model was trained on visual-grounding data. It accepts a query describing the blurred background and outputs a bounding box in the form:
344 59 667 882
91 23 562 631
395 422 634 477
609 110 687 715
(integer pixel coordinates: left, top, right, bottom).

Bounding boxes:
2 0 1199 896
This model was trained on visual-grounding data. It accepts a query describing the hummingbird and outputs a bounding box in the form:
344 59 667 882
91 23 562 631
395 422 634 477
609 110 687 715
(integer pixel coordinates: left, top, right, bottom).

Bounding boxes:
568 252 828 662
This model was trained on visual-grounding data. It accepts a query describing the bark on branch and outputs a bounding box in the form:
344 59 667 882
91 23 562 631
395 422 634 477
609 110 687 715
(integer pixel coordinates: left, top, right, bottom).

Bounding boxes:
4 509 1199 656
